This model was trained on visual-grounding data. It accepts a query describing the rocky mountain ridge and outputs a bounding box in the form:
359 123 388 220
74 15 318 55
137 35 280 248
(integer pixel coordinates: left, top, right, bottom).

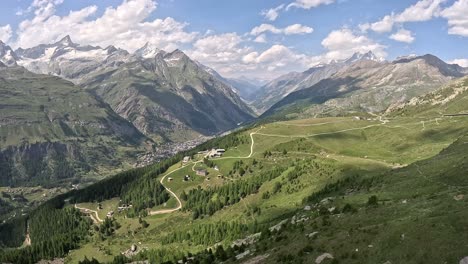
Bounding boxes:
261 53 468 119
251 51 385 113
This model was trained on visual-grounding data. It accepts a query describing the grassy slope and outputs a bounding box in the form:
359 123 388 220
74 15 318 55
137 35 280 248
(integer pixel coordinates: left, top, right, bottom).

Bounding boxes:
65 105 468 263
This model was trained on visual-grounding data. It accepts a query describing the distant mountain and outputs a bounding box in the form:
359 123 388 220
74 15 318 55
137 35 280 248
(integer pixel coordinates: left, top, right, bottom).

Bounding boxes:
236 75 269 87
134 42 166 59
0 41 18 66
198 65 262 103
344 50 384 63
261 54 468 120
0 66 148 187
225 77 262 102
9 37 254 143
16 35 130 81
252 51 382 114
80 48 254 142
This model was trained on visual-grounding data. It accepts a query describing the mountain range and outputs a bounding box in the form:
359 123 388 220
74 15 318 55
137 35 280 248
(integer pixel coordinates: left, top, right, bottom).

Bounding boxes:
251 51 383 113
258 52 468 120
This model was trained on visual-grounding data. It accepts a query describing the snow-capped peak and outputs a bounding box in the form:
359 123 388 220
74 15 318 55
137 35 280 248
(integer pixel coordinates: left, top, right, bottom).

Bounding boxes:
0 41 18 66
55 35 75 47
15 38 132 80
345 51 383 63
135 42 166 58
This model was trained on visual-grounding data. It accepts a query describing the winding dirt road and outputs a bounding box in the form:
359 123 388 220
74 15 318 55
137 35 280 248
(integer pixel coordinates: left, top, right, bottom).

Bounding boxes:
148 164 192 215
75 204 103 223
148 127 263 215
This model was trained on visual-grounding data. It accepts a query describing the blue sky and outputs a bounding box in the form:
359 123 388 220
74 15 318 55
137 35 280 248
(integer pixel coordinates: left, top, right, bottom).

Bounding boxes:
0 0 467 79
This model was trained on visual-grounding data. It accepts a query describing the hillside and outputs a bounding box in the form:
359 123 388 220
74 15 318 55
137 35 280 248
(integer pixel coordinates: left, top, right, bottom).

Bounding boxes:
2 75 468 263
388 76 468 117
261 54 467 120
0 66 148 187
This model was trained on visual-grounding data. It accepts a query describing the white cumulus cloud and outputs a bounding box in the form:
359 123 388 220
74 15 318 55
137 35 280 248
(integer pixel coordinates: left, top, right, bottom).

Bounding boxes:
389 28 415 43
284 24 314 34
251 24 282 35
0 25 12 43
251 23 313 36
254 34 267 43
260 4 285 21
359 15 395 33
441 0 468 37
361 0 445 34
241 44 316 71
395 0 445 23
189 32 317 79
321 28 387 61
287 0 335 10
448 58 468 67
13 0 197 52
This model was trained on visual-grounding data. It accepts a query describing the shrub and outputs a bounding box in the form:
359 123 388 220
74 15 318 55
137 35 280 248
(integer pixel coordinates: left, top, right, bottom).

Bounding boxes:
367 195 379 207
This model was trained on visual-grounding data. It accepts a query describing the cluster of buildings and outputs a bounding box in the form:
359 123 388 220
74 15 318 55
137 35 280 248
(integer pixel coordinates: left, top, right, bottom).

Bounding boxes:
198 148 226 158
134 136 213 168
117 204 133 213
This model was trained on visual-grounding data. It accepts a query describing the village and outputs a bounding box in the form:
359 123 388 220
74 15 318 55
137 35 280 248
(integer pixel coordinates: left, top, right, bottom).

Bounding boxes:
134 135 213 168
166 148 226 183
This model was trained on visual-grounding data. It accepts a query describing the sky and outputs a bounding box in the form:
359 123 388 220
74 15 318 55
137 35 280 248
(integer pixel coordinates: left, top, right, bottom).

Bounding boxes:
0 0 467 79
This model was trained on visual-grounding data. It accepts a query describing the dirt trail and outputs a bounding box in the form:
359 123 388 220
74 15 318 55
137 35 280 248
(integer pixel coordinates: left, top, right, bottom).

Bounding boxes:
75 204 103 223
148 164 193 215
